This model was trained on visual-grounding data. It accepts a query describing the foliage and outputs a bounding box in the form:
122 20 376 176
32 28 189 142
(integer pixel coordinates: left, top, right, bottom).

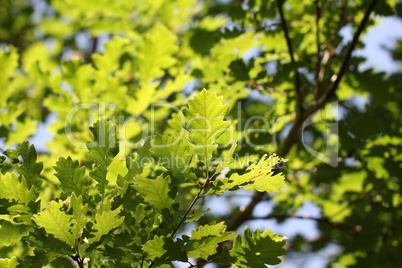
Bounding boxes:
0 97 286 267
0 0 401 267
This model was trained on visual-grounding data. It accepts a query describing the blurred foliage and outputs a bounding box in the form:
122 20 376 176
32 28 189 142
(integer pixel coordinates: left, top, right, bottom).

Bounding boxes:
0 0 402 267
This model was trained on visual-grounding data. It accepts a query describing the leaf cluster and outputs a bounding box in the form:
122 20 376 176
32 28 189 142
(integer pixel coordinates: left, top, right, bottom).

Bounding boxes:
0 91 287 267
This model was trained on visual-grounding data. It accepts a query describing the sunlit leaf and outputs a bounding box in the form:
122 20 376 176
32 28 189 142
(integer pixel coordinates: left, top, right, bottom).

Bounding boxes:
33 200 75 247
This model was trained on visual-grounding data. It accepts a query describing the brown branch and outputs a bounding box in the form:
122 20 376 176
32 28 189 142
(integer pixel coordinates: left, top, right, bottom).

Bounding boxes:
226 113 304 232
276 0 303 115
226 0 378 233
227 191 265 231
317 49 331 91
84 35 98 64
309 0 378 114
251 214 360 235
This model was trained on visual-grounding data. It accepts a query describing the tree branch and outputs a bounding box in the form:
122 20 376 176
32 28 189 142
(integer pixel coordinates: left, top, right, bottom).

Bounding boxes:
84 35 98 64
226 0 378 233
226 112 303 232
251 214 360 235
227 191 265 231
276 0 303 115
317 49 331 91
309 0 378 115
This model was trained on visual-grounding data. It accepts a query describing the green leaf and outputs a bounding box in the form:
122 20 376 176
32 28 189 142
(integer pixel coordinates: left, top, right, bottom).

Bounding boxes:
92 36 130 74
150 133 192 174
120 137 152 184
132 175 174 213
5 118 38 146
89 207 124 244
230 226 286 267
0 172 35 204
142 235 167 259
0 256 19 268
183 89 230 167
137 23 178 82
210 154 286 195
105 155 128 186
229 58 250 81
17 251 49 268
0 220 30 247
185 222 235 260
69 193 89 236
185 208 211 223
125 84 156 115
0 46 18 108
33 200 75 247
142 235 187 263
4 142 43 188
28 231 73 257
5 204 33 224
54 157 88 196
214 143 238 175
86 119 119 194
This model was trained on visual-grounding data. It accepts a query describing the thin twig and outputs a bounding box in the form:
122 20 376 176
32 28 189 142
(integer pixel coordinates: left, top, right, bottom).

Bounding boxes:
173 171 213 236
339 101 360 114
171 185 204 238
149 177 210 268
275 0 303 115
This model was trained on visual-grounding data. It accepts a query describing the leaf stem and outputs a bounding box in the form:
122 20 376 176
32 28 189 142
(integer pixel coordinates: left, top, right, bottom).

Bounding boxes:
149 177 212 268
171 176 210 238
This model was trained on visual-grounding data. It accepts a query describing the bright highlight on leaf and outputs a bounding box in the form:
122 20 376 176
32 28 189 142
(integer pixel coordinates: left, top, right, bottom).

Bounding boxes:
0 172 35 204
150 133 192 173
210 154 287 195
89 207 124 244
184 222 235 260
33 200 75 247
0 220 31 247
183 89 231 167
4 141 43 188
0 256 18 268
133 175 174 213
